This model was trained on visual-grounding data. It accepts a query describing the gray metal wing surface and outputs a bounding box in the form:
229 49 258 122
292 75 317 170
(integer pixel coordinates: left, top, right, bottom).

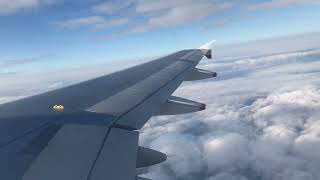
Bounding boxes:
0 41 216 180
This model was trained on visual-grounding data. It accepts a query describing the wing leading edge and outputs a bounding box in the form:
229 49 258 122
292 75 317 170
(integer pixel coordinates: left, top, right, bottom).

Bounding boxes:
0 40 216 180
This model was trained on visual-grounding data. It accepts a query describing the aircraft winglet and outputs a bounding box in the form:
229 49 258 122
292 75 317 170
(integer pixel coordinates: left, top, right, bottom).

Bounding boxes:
199 40 215 59
199 40 216 50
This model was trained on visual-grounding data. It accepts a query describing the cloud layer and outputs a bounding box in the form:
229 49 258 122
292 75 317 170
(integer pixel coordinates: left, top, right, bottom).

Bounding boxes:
0 0 56 15
249 0 318 10
53 0 319 34
57 16 129 29
138 46 320 179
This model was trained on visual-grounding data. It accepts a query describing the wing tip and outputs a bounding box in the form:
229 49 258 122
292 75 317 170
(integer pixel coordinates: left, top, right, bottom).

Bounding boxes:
199 40 216 50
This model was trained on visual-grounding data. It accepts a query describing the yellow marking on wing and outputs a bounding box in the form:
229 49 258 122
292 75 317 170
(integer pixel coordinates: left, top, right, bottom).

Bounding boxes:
53 105 65 111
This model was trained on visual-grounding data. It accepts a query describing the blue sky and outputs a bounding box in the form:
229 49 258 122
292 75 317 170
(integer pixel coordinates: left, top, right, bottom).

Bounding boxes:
0 0 319 73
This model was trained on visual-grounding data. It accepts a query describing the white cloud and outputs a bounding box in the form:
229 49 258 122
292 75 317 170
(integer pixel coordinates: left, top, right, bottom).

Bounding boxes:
0 54 56 69
76 0 318 34
57 16 129 29
249 0 318 10
145 1 234 30
92 0 134 14
149 133 204 178
135 0 194 13
75 0 238 33
206 172 249 180
0 0 57 15
203 133 249 171
130 0 236 32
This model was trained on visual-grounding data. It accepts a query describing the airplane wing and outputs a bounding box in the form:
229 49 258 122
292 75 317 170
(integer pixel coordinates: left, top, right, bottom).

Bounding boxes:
0 40 216 180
